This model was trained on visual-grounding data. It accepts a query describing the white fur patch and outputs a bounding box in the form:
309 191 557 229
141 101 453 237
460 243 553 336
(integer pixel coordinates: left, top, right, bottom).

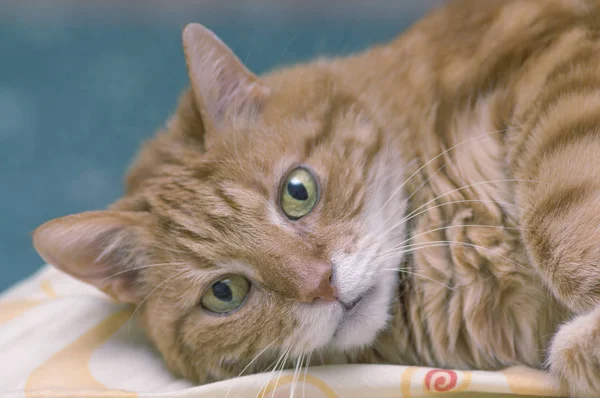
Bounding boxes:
330 153 408 350
286 151 408 354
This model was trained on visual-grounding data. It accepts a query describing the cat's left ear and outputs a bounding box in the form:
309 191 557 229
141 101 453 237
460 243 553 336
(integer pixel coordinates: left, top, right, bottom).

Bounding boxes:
182 23 270 137
32 211 152 304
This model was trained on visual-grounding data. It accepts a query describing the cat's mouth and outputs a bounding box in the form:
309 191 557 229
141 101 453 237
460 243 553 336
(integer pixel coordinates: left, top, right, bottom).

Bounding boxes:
340 285 376 312
341 295 364 311
324 269 399 350
331 287 376 341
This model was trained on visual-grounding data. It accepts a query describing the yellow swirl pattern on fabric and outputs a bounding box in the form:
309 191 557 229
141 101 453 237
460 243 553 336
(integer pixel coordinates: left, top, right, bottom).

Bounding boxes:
25 308 136 397
258 374 338 398
24 389 138 398
0 299 44 326
0 279 58 326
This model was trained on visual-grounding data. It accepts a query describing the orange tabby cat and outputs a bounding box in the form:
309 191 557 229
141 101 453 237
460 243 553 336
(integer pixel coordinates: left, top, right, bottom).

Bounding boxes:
32 0 600 396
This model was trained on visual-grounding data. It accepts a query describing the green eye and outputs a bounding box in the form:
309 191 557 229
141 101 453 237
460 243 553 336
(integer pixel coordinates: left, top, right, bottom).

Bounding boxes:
201 275 250 314
279 167 319 220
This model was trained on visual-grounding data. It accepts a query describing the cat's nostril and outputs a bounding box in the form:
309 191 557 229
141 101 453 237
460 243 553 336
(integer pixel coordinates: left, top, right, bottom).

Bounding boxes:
297 262 338 303
312 273 338 303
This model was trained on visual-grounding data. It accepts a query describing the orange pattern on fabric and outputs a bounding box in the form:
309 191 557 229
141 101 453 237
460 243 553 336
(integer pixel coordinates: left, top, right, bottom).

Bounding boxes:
501 367 561 396
25 308 136 397
258 374 338 398
40 279 57 298
400 367 418 397
0 280 57 326
25 389 138 398
0 299 45 326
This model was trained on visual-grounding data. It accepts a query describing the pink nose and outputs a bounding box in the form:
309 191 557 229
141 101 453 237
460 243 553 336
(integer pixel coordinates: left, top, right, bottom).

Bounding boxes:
297 263 338 303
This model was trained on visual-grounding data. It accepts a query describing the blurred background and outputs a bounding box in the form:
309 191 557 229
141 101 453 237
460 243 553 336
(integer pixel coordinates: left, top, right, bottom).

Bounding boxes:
0 0 439 292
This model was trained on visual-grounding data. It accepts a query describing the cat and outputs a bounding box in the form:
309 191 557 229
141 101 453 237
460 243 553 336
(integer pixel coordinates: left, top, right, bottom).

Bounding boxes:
31 0 600 396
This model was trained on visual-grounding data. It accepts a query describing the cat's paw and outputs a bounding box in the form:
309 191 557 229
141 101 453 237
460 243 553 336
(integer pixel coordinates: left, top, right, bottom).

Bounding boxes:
549 306 600 398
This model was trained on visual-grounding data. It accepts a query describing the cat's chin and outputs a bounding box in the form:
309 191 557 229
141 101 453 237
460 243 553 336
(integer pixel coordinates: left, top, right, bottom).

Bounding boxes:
330 270 399 351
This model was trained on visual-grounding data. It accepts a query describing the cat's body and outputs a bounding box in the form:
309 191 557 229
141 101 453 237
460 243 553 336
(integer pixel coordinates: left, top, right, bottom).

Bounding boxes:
32 0 600 396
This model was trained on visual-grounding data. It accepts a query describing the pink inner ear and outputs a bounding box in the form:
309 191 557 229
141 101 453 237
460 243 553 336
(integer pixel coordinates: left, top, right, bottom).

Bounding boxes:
33 211 148 303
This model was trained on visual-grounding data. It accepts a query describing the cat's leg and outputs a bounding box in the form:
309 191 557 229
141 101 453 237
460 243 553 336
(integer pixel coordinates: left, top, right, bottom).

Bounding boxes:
517 159 600 396
517 140 600 395
514 87 600 396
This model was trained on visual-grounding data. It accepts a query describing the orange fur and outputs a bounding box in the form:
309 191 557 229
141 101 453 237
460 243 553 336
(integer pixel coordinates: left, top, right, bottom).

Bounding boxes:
32 0 600 395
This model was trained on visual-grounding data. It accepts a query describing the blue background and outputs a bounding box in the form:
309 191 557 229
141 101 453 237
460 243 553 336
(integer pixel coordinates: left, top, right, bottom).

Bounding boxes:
0 1 435 292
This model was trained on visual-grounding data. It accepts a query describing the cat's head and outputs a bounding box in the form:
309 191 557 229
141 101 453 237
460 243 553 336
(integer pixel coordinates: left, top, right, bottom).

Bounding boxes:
33 24 408 383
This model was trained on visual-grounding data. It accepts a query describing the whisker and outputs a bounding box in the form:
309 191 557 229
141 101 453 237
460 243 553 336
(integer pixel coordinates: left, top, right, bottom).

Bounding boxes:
399 179 538 227
258 344 292 398
96 262 187 285
268 34 297 78
156 271 191 310
381 160 448 229
378 240 529 272
302 352 311 398
256 354 284 398
375 128 510 217
377 267 456 291
378 198 525 238
270 346 292 398
227 341 277 398
127 269 187 338
243 341 277 378
290 353 303 398
377 242 457 261
380 223 527 255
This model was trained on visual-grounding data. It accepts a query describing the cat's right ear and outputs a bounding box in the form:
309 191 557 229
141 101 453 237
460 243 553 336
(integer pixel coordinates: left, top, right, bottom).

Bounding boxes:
32 211 152 303
182 23 270 144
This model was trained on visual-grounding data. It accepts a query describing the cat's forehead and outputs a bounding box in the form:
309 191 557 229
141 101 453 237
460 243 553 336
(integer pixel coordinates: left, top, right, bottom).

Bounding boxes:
262 71 367 126
206 89 374 169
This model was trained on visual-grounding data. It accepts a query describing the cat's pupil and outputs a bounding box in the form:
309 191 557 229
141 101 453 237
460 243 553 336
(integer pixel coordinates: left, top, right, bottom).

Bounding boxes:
287 180 308 201
212 282 233 301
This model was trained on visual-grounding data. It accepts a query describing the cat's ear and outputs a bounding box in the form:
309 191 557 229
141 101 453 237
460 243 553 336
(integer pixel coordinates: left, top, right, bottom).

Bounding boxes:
33 211 152 303
182 23 270 136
